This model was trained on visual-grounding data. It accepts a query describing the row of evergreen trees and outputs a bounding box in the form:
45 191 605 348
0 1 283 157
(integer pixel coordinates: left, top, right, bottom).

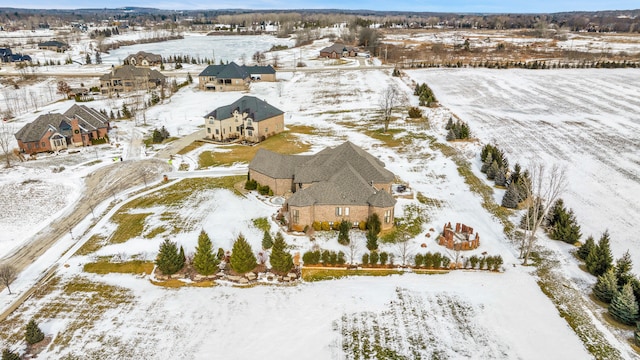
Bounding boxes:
155 230 294 277
445 117 471 141
577 232 640 337
414 82 437 107
403 59 640 70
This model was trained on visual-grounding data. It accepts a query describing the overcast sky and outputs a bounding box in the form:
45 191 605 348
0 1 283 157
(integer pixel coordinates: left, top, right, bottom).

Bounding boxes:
8 0 640 14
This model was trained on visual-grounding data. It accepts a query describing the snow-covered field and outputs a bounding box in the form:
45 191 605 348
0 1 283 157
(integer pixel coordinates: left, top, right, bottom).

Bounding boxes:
408 68 640 271
0 31 639 359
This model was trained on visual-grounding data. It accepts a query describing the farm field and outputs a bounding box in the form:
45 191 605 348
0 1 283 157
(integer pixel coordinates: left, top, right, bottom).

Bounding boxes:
0 31 639 359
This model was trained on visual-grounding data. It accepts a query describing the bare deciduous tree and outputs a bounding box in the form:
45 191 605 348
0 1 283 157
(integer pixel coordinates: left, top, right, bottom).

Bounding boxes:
0 263 18 294
378 85 400 132
394 229 414 266
520 163 567 265
0 122 16 168
347 232 362 265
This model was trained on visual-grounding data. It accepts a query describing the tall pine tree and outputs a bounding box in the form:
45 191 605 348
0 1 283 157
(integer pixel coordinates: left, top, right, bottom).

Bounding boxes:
337 220 351 245
193 230 219 276
547 199 581 244
577 235 595 260
501 181 520 209
25 319 44 345
609 282 640 325
615 251 634 288
593 269 618 303
586 231 613 277
229 234 257 274
366 230 378 251
269 232 293 274
155 239 184 275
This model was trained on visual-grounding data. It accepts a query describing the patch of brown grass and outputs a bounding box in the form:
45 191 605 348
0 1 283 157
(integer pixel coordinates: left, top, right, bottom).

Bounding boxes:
84 260 154 275
150 279 215 288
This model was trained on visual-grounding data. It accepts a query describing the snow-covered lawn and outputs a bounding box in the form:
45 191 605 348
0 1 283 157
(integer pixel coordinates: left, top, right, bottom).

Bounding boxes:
1 32 639 359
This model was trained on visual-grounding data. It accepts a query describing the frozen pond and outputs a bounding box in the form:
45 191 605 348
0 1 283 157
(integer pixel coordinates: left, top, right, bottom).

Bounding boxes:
101 33 295 65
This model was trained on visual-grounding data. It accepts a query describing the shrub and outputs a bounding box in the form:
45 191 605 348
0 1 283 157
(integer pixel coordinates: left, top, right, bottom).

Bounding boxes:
337 251 346 265
369 251 379 265
366 230 378 251
258 185 271 196
358 221 366 231
270 232 293 274
321 221 330 231
312 221 321 231
423 252 433 268
441 256 451 269
244 179 258 190
302 250 321 265
193 230 220 276
379 252 389 266
337 220 351 245
414 253 424 267
469 255 479 269
2 349 20 360
492 255 503 271
361 253 369 266
261 230 273 250
321 250 331 265
408 106 422 118
25 319 44 345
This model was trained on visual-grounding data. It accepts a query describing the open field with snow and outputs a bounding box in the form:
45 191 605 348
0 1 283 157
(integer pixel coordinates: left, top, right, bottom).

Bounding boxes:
0 32 639 359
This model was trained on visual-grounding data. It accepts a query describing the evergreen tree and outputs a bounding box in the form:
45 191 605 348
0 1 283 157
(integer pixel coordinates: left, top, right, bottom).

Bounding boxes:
615 251 634 288
269 232 293 274
446 128 456 141
85 53 91 64
2 349 20 360
25 319 44 345
337 220 351 245
586 231 614 277
494 167 507 187
366 213 381 235
361 253 369 265
187 73 193 83
155 239 184 275
229 234 257 274
636 322 640 346
487 160 499 180
121 104 131 118
547 199 581 244
193 230 219 276
577 235 595 260
262 230 274 250
481 152 493 173
179 245 186 264
366 230 378 251
501 181 520 208
593 269 618 303
609 282 640 325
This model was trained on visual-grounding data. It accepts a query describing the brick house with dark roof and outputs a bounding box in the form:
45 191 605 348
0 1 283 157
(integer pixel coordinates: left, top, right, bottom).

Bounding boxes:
14 104 110 154
38 40 69 52
249 141 396 231
198 62 276 91
204 95 284 143
319 43 358 58
99 65 166 95
124 51 162 67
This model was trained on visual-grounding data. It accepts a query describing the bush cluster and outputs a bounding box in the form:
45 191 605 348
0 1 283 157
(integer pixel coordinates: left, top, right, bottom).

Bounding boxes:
302 250 346 266
445 118 471 140
414 83 436 106
407 106 422 118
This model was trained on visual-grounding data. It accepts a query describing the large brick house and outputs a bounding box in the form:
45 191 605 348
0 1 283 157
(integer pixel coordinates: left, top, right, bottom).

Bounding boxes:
198 62 276 91
204 95 284 143
99 65 166 95
14 104 110 154
319 43 358 58
38 40 68 52
249 141 396 231
124 51 162 67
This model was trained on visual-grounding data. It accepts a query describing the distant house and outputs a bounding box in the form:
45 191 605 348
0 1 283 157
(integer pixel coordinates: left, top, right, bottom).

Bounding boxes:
249 141 397 231
0 48 31 63
319 43 358 58
38 40 69 52
124 51 162 67
198 62 276 91
14 104 110 154
99 65 166 95
204 95 284 143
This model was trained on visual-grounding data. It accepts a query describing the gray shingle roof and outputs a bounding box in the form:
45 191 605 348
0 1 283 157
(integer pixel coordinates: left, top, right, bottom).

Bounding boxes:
15 105 109 143
250 149 312 179
199 62 275 77
38 40 67 48
14 113 68 143
205 95 284 122
244 65 276 74
100 65 165 81
320 43 356 54
125 51 162 63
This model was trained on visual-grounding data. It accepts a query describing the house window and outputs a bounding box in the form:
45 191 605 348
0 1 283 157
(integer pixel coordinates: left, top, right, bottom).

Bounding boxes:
248 130 253 137
384 210 391 224
215 129 219 134
345 207 350 216
264 127 268 133
207 128 211 133
247 119 252 126
335 207 342 216
293 210 299 224
209 119 215 124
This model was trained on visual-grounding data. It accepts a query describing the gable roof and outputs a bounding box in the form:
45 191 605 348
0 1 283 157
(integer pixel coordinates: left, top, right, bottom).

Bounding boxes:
249 149 312 179
100 65 165 81
125 51 162 62
198 62 274 77
15 105 109 143
38 40 67 48
14 113 68 143
204 95 284 122
320 43 356 54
